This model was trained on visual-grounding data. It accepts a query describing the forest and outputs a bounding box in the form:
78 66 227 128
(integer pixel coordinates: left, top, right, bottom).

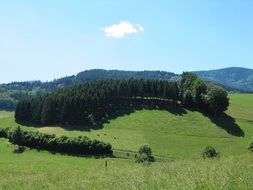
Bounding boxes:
0 70 177 110
15 73 229 127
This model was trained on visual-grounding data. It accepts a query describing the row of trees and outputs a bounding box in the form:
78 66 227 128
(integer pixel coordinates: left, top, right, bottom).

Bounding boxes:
180 72 229 115
15 75 229 126
15 79 179 125
0 70 176 111
0 127 112 155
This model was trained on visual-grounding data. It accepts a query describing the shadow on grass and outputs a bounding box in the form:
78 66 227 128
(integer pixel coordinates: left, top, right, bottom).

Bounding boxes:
49 151 115 159
12 146 26 154
16 98 244 137
15 99 187 132
208 113 244 137
185 106 244 137
61 99 187 132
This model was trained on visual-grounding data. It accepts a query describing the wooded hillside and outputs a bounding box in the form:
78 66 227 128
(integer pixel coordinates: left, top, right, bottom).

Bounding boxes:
15 74 229 127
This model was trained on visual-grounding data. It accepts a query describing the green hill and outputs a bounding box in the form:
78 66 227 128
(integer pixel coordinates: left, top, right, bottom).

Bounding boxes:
0 93 252 189
0 93 252 159
34 94 250 159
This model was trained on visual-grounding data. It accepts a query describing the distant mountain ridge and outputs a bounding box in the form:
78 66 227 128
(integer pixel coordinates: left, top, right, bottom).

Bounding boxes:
1 69 177 90
51 69 178 88
0 67 252 111
195 67 253 92
0 70 178 110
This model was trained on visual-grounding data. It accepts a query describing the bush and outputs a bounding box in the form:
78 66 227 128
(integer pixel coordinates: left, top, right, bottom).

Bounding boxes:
10 126 23 146
248 142 253 152
202 146 219 159
0 127 113 156
135 145 155 163
139 145 152 156
0 128 10 138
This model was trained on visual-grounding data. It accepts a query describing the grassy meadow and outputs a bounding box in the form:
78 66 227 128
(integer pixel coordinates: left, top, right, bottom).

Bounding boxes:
0 138 252 190
0 93 252 189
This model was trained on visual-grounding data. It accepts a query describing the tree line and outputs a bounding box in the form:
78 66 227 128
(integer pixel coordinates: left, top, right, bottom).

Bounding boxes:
0 127 112 155
0 70 176 111
15 74 229 126
180 72 229 115
15 79 179 126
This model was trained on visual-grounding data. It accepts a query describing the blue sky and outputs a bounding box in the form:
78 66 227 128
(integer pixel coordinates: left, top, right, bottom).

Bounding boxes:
0 0 253 83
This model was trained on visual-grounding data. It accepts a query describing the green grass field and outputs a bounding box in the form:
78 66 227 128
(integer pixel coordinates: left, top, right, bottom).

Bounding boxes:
0 138 252 190
1 94 252 159
0 93 252 189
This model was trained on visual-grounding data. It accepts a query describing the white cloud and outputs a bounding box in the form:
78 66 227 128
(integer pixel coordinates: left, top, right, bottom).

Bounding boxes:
104 21 144 38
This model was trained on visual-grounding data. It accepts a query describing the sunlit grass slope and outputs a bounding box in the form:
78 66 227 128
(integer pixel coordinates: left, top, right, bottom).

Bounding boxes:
0 138 252 190
39 94 253 159
0 94 253 189
1 93 252 159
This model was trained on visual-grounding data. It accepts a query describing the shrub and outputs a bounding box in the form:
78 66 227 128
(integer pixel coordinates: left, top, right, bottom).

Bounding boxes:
0 127 113 156
135 145 155 163
10 126 23 146
139 145 152 156
248 142 253 152
0 128 10 138
202 146 219 159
